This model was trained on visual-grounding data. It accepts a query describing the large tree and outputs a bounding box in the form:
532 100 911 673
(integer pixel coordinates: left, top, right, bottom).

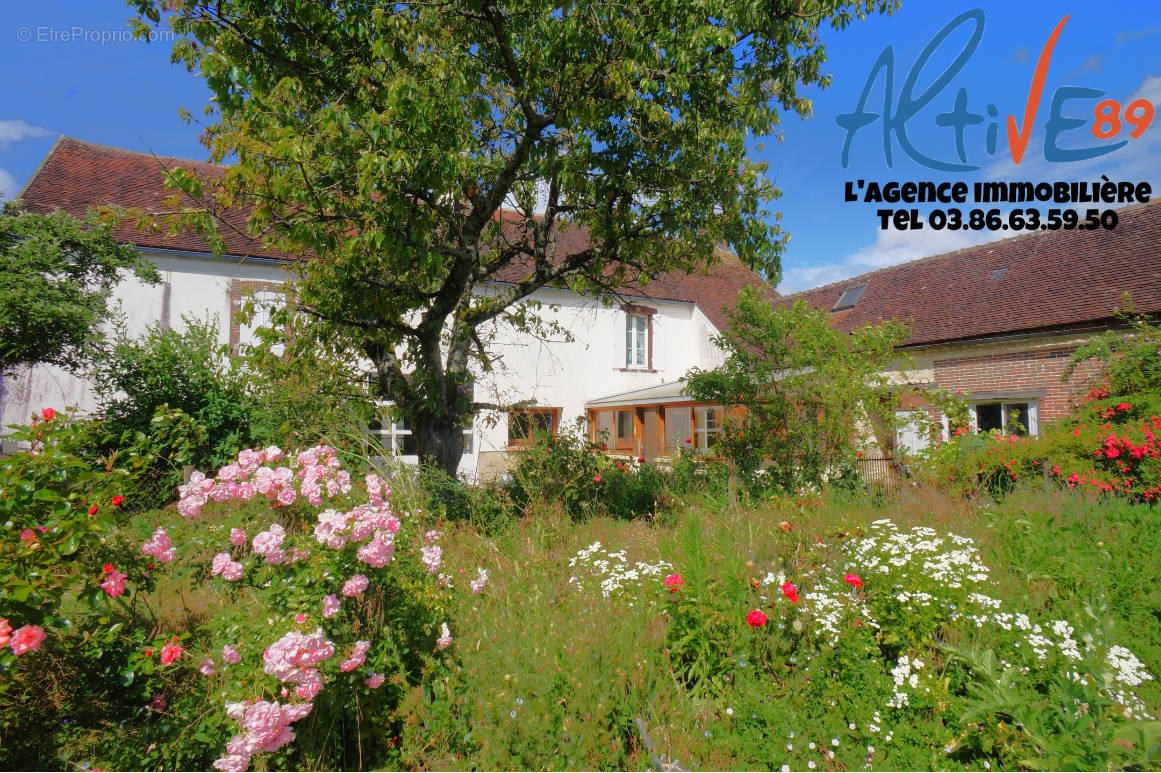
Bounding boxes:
130 0 893 475
0 202 159 375
686 286 910 493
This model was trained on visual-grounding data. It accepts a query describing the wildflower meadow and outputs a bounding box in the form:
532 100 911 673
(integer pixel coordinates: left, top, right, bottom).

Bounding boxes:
4 315 1161 771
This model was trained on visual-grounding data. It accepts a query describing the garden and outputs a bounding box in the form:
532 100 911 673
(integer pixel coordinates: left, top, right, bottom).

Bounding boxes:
3 2 1159 768
2 298 1160 772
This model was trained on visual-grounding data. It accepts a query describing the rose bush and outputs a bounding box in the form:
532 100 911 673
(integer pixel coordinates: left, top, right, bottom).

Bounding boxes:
126 442 487 771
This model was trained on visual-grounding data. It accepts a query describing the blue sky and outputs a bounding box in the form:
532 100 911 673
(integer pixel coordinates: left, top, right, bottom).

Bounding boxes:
2 1 1159 293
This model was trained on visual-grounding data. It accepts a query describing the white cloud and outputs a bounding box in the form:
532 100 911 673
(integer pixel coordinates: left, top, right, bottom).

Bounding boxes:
0 119 52 151
1131 73 1161 107
983 73 1161 184
0 168 18 201
778 219 999 293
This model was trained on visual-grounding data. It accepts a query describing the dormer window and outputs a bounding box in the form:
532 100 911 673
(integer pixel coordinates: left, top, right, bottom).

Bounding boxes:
622 304 655 370
833 282 869 311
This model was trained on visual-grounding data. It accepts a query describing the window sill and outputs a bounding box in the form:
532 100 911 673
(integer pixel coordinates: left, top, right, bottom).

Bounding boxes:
617 367 657 373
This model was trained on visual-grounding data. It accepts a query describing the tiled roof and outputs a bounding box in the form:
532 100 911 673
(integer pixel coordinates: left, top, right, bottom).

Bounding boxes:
785 202 1161 348
18 136 774 332
18 136 299 261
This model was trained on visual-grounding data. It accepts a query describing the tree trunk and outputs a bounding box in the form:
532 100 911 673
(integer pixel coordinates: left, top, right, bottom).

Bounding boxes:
414 412 465 479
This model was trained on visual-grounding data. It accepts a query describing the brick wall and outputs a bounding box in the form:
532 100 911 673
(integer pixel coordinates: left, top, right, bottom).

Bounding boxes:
933 346 1104 422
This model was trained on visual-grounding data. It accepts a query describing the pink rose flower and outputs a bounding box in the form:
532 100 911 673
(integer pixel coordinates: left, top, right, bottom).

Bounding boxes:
159 641 183 665
142 527 176 562
229 528 247 546
365 673 385 689
322 594 341 618
211 552 233 577
100 567 128 598
341 574 369 597
339 640 371 672
222 645 241 664
199 658 217 676
10 624 46 655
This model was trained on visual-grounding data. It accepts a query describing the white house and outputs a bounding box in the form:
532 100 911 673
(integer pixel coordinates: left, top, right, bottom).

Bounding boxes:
2 137 773 478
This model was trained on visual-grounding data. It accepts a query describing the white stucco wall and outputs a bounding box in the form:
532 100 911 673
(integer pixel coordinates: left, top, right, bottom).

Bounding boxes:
469 287 723 466
0 249 289 452
2 250 726 476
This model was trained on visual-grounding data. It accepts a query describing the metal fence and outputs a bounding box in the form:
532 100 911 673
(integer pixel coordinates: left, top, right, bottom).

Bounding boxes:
855 456 904 493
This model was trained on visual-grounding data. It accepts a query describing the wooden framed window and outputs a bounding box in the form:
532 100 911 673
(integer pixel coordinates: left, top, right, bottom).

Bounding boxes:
622 304 655 370
614 409 634 449
626 313 648 368
507 408 560 447
693 406 722 453
230 280 287 354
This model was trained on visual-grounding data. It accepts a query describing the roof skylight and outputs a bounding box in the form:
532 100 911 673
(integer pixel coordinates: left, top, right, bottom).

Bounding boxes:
833 282 869 311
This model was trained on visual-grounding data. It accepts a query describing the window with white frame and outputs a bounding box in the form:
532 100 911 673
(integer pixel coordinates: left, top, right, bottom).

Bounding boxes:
895 411 930 454
234 286 286 355
971 400 1038 437
625 312 649 368
693 406 722 453
368 415 474 456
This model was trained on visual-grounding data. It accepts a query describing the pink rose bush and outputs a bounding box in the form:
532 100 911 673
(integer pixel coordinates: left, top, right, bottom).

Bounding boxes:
163 444 481 771
178 444 352 520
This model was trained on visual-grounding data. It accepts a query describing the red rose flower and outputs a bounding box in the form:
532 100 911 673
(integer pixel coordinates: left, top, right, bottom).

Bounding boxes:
594 475 602 483
844 573 863 589
111 495 124 507
663 573 685 592
637 457 645 463
41 408 55 421
88 505 98 515
103 563 114 573
745 610 767 628
601 444 607 451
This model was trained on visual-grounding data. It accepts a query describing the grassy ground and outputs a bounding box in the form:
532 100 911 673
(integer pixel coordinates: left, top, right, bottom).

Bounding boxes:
20 479 1157 771
396 486 1161 770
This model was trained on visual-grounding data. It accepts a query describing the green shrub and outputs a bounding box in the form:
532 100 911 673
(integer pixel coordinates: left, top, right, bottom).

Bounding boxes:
0 409 182 770
84 315 252 508
504 425 673 520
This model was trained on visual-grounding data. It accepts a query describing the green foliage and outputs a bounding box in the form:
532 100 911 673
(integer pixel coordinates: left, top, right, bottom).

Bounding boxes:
127 0 896 473
85 315 251 507
0 201 159 373
687 286 911 490
1067 302 1161 415
0 411 180 769
504 423 673 520
236 292 376 451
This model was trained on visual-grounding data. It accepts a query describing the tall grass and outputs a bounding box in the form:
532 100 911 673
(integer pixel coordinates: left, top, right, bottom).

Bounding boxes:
397 485 1161 770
